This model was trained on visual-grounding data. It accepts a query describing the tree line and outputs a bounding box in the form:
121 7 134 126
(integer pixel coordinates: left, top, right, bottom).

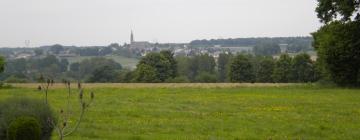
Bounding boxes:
118 51 319 83
0 51 320 83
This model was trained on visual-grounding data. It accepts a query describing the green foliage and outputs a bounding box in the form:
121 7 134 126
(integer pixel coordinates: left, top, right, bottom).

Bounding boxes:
34 49 43 56
87 66 119 83
312 21 360 86
0 97 54 140
190 37 313 49
7 116 41 140
229 55 255 83
134 51 177 82
4 75 29 83
77 57 122 79
175 54 216 82
160 50 177 78
195 72 217 83
134 64 159 83
316 0 360 23
314 0 360 86
253 43 281 56
256 57 275 83
69 62 80 72
165 76 190 83
292 53 317 83
217 53 232 82
0 56 4 73
272 54 293 83
175 56 191 79
196 54 216 74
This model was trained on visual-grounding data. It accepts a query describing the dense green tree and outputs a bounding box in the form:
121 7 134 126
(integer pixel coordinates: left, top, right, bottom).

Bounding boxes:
34 49 43 56
0 56 5 73
217 53 232 82
134 52 176 82
272 54 293 83
229 55 255 83
176 54 216 82
176 56 190 78
70 62 80 72
134 63 158 83
195 72 217 83
87 66 119 83
49 44 64 54
313 21 360 86
3 59 31 81
98 47 113 56
253 43 281 56
292 53 316 83
165 76 190 83
59 59 69 72
316 0 360 23
186 57 199 81
160 50 177 78
256 57 275 83
314 0 360 86
78 57 122 79
197 54 216 73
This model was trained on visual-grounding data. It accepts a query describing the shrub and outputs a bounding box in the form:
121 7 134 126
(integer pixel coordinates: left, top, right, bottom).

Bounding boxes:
7 116 41 140
165 76 190 83
0 97 55 140
4 75 29 83
195 72 217 83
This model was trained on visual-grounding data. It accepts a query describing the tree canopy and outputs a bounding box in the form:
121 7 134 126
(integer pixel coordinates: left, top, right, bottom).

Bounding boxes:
316 0 360 23
134 51 177 83
314 0 360 86
229 54 255 83
272 54 293 83
312 21 360 86
0 56 4 73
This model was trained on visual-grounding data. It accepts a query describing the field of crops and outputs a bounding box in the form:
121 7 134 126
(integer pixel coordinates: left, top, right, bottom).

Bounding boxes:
1 84 360 139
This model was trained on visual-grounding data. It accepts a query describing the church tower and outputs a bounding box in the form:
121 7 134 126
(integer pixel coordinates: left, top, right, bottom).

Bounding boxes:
130 30 134 44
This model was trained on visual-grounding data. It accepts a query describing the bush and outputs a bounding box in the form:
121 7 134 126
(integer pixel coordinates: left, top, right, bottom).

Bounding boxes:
7 116 41 140
0 97 55 140
165 76 190 83
4 75 29 83
195 72 217 83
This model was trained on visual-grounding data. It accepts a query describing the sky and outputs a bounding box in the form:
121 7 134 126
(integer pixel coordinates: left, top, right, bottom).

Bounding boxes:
0 0 322 47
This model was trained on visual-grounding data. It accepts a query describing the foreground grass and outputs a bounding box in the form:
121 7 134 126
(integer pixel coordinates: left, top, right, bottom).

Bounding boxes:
1 84 360 139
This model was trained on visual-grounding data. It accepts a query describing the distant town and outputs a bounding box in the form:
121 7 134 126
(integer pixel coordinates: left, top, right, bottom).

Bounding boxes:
0 31 315 69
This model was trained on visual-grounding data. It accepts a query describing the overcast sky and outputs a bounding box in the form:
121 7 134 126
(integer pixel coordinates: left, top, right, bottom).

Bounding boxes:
0 0 321 47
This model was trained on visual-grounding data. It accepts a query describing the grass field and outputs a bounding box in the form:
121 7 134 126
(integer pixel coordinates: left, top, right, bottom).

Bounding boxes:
1 84 360 139
66 55 139 69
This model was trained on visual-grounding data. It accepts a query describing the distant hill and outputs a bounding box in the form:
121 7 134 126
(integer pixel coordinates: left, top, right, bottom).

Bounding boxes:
189 37 313 47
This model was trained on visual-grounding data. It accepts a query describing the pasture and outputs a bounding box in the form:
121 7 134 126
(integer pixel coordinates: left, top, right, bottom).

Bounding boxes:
1 84 360 139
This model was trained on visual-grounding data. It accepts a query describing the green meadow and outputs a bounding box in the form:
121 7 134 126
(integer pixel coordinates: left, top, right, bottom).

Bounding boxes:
1 84 360 140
